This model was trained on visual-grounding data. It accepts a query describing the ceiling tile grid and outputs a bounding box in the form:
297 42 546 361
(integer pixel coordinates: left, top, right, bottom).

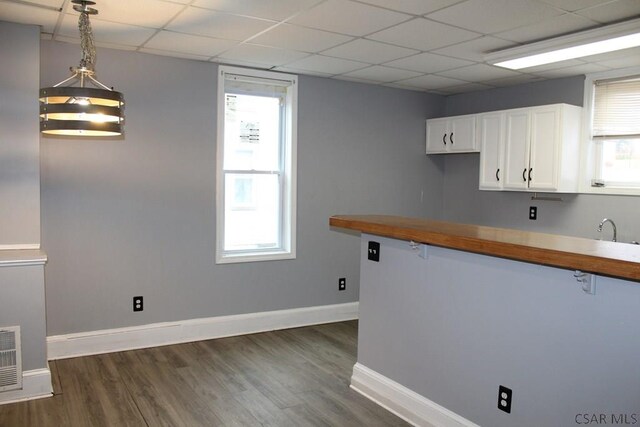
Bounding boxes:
2 0 639 94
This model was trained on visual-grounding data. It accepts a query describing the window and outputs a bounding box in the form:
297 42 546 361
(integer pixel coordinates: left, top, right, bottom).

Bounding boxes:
582 67 640 194
216 66 297 263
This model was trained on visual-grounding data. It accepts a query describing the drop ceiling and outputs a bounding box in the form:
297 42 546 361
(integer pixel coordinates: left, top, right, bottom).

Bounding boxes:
1 0 639 94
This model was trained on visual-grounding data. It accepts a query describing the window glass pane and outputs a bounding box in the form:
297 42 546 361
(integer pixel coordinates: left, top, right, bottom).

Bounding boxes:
601 138 640 184
224 93 281 171
224 173 280 251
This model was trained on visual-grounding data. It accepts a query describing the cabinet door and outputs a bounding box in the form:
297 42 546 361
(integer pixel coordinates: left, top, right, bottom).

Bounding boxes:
449 116 477 152
479 113 504 190
529 106 560 191
504 110 530 190
426 118 449 154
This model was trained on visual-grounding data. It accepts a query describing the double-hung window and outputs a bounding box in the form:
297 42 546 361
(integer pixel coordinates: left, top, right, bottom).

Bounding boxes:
582 68 640 194
216 66 297 263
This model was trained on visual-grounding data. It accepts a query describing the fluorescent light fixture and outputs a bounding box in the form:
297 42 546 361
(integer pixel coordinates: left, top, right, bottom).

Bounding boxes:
487 18 640 70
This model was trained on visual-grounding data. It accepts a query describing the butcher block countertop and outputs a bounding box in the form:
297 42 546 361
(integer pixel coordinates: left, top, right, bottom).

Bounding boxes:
330 215 640 282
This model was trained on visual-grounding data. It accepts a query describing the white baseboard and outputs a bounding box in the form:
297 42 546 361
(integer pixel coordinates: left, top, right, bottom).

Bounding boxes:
47 302 359 360
350 363 479 427
0 367 52 405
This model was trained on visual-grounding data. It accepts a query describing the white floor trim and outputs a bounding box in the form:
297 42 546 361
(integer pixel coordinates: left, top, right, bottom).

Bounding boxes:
47 302 359 360
0 367 52 405
350 363 479 427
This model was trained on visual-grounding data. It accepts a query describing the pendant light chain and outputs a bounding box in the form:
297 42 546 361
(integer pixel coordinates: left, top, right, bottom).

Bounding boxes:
78 11 96 72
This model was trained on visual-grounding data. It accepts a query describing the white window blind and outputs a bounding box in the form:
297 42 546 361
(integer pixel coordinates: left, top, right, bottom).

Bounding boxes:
592 75 640 139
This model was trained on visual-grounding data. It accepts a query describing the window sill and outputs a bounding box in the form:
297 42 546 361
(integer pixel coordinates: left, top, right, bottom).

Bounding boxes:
216 250 296 264
579 185 640 196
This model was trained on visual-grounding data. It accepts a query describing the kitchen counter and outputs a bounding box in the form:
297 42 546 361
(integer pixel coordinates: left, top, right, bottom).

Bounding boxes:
330 215 640 281
330 215 640 426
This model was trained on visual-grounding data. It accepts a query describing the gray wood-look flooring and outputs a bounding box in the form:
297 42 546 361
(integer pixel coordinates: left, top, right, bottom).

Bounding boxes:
0 321 408 427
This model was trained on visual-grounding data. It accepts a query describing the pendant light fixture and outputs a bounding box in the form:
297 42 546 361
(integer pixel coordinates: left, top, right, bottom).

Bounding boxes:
39 0 124 136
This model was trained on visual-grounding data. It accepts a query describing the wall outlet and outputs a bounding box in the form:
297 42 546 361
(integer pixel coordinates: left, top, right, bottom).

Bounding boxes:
529 206 537 220
498 385 512 413
133 296 143 312
368 241 380 262
338 278 346 291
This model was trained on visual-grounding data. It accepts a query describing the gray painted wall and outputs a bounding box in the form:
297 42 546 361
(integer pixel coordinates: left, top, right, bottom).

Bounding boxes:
0 22 40 246
442 77 640 243
0 265 47 371
40 40 444 335
358 234 640 427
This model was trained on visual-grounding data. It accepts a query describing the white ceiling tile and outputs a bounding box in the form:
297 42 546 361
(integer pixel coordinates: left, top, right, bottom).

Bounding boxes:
340 65 423 82
384 52 473 73
439 63 522 82
321 39 418 64
442 82 495 93
192 0 324 21
575 0 640 23
65 0 184 28
54 35 138 52
217 43 309 66
573 46 640 64
290 0 410 37
355 0 464 15
495 13 598 43
582 46 640 68
395 74 468 89
213 57 272 69
58 15 157 46
483 74 545 87
250 24 353 52
367 17 480 50
333 75 379 84
9 0 63 7
139 47 212 61
383 82 429 92
284 54 369 74
432 36 517 62
0 3 59 33
144 31 238 56
273 66 333 77
532 63 610 78
592 56 640 69
167 7 275 41
538 0 618 12
426 0 563 34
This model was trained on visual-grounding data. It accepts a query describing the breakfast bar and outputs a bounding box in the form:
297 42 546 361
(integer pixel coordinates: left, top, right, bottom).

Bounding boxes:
330 215 640 427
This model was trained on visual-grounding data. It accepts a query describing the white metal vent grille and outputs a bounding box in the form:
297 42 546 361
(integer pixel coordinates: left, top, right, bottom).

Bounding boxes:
0 326 22 392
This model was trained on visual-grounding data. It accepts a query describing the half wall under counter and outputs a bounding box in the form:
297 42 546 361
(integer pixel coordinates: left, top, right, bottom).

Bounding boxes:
330 215 640 427
0 250 52 404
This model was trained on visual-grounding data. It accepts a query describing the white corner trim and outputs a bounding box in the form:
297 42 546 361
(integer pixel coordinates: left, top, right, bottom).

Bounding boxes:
350 363 479 427
47 302 359 360
0 368 52 405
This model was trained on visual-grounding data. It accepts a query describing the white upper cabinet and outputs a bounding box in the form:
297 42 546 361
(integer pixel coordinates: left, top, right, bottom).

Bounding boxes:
479 103 582 193
478 112 505 190
426 115 477 154
504 109 531 190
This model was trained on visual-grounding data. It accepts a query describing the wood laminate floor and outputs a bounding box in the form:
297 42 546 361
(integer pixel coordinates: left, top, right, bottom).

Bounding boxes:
0 321 408 427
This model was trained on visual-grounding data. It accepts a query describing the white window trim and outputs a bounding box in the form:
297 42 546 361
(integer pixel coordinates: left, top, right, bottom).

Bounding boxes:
215 66 297 264
579 65 640 196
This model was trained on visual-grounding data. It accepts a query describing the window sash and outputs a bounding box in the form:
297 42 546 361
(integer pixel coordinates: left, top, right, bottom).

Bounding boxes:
216 66 297 263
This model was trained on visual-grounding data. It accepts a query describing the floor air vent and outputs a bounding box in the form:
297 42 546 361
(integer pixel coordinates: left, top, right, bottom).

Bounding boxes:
0 326 22 392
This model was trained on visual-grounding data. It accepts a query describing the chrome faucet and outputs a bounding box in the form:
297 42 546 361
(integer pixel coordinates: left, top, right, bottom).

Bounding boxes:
597 218 617 242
